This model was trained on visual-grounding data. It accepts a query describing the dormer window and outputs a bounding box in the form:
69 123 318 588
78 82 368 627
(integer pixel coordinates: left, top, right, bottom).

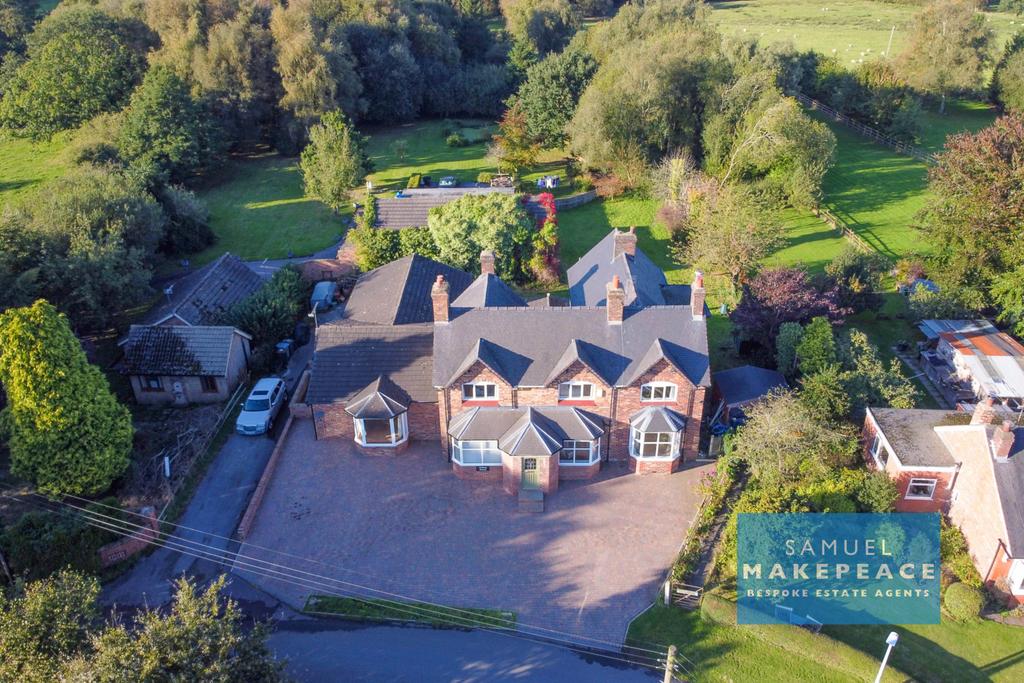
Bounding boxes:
640 382 677 402
558 382 595 401
462 383 497 400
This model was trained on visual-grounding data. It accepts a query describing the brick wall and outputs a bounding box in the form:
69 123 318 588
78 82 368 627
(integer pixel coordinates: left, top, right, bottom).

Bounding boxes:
98 507 159 567
452 462 503 482
313 401 439 444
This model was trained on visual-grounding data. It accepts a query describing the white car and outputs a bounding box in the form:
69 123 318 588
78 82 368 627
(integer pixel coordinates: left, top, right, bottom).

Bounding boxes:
236 378 287 436
439 175 457 187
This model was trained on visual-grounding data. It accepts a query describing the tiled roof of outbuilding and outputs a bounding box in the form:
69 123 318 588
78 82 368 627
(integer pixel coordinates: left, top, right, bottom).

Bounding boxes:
121 325 247 377
142 253 264 327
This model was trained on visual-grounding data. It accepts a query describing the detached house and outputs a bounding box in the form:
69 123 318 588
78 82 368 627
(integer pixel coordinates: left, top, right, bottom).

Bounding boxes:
864 399 1024 603
307 228 711 499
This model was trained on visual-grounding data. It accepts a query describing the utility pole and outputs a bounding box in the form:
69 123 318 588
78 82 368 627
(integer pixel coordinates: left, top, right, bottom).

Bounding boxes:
663 644 677 683
885 25 895 58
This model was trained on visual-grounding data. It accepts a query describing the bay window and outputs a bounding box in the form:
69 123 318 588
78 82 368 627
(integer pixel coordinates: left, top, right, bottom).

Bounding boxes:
558 382 595 401
354 413 408 448
452 439 503 465
559 438 600 465
462 383 497 400
640 382 677 402
630 429 680 459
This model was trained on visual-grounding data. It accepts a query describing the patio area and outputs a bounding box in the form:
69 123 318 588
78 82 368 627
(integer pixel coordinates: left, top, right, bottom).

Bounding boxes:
234 419 709 646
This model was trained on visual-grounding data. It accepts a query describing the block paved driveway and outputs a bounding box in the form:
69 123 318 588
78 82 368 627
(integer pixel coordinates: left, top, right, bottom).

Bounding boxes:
235 420 709 646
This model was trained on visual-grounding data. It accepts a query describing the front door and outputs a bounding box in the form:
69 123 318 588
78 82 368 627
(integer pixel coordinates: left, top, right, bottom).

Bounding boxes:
521 458 539 489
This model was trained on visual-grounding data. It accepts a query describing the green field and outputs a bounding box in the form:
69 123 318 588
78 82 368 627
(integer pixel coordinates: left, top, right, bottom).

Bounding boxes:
711 0 1018 62
918 99 999 152
0 135 71 208
193 152 344 265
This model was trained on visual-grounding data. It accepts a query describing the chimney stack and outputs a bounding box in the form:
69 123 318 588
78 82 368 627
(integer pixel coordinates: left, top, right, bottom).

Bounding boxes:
480 249 496 276
613 227 637 259
606 275 625 324
992 420 1015 461
971 396 997 425
431 274 450 323
690 270 706 321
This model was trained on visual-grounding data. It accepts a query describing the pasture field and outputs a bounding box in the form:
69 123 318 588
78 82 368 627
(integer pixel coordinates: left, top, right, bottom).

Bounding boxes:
0 134 71 208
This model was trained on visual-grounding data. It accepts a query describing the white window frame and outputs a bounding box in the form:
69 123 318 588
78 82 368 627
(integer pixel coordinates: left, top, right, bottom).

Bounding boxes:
640 382 677 403
1009 559 1024 596
559 438 601 465
451 439 503 466
558 382 595 401
462 382 498 401
354 413 408 448
628 427 681 460
869 434 889 469
905 477 937 501
143 375 163 391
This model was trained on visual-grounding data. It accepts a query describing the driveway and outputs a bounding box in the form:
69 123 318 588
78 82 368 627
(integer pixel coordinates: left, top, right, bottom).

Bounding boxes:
235 420 709 646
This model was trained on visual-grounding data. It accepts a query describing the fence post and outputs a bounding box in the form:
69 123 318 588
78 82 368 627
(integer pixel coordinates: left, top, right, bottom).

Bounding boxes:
663 644 677 683
664 580 671 606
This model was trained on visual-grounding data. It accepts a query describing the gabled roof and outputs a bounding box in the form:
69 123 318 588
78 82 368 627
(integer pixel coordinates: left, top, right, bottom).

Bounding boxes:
544 339 613 385
339 255 473 325
499 408 564 456
307 323 435 404
451 273 527 308
630 406 686 433
713 365 789 407
444 338 527 386
566 230 668 307
345 376 410 419
143 253 264 327
120 325 248 377
447 406 604 454
624 338 692 386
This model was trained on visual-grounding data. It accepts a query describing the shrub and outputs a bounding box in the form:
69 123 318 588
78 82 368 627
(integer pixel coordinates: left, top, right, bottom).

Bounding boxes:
406 173 422 189
944 582 984 621
941 519 984 587
222 266 306 350
656 201 688 234
855 471 900 512
592 172 627 198
398 227 438 260
477 171 494 184
446 132 468 147
351 225 401 271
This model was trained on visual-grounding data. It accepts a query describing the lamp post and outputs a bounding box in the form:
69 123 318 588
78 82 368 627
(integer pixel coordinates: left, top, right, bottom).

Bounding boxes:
873 631 899 683
308 301 320 330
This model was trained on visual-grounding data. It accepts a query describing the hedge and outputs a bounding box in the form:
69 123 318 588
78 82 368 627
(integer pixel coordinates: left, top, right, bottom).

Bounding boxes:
944 582 984 622
407 173 422 189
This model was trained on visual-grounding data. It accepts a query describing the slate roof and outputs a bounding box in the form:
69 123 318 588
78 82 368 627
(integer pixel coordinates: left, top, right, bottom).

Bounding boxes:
345 376 410 419
142 253 264 327
993 426 1024 555
433 306 710 388
713 365 789 407
307 323 436 404
566 230 669 307
630 406 687 433
447 406 604 456
120 325 247 377
869 407 959 468
373 187 515 229
337 255 473 325
452 274 527 308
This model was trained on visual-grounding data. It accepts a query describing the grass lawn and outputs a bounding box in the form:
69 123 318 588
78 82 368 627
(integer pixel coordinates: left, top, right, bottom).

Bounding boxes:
304 595 515 629
918 100 999 153
0 134 71 208
827 621 1024 682
763 208 849 274
711 0 1018 62
193 152 344 265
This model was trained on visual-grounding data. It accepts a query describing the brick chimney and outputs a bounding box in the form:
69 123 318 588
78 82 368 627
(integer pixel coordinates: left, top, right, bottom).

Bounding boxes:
480 249 496 276
992 420 1015 461
971 396 997 425
690 270 706 321
606 275 625 324
613 227 637 259
431 274 450 323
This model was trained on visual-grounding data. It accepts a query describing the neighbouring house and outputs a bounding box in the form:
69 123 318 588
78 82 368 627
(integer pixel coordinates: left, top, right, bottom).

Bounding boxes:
371 187 516 230
306 228 711 500
141 253 265 327
120 325 252 406
916 319 1024 409
863 398 1024 604
711 365 788 426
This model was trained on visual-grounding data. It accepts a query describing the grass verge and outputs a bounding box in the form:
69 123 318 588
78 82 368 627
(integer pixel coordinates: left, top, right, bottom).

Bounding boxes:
304 595 516 629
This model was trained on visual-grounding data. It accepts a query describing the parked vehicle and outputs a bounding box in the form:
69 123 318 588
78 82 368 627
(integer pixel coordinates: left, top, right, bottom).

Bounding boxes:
439 175 457 187
275 339 296 367
310 281 338 311
236 377 287 435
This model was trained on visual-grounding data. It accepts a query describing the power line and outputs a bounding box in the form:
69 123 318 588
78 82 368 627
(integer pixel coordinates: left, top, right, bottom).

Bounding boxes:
2 492 680 674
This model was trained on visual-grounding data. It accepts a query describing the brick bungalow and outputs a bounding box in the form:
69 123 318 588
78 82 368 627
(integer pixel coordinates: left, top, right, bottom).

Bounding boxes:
307 228 711 498
864 399 1024 603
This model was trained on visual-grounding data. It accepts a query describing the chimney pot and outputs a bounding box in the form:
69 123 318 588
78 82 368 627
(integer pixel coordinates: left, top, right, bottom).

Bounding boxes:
613 228 637 258
606 276 625 324
993 419 1015 460
971 396 998 425
480 250 496 276
690 270 706 321
431 274 450 323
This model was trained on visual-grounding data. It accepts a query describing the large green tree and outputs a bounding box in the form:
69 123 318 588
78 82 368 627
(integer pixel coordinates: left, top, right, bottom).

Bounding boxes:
897 0 993 112
992 32 1024 113
502 0 578 57
118 65 220 184
0 7 150 138
515 45 596 148
299 109 368 213
0 300 133 496
428 192 534 280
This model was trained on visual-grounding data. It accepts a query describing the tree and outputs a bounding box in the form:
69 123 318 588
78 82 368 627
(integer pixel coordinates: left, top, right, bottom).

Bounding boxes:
428 193 534 280
515 46 596 148
502 0 578 57
897 0 993 113
824 246 888 313
730 390 858 489
799 365 851 424
0 570 100 683
0 0 36 58
991 265 1024 336
775 322 803 379
0 300 133 495
795 316 837 376
491 100 541 175
0 7 150 138
992 33 1024 112
300 109 368 213
1004 0 1024 15
680 184 783 292
155 185 216 257
918 114 1024 306
69 576 284 682
838 329 918 418
117 66 219 185
731 267 847 344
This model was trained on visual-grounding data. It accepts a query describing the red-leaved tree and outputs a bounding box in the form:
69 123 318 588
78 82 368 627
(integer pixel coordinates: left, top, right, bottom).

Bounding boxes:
730 267 850 343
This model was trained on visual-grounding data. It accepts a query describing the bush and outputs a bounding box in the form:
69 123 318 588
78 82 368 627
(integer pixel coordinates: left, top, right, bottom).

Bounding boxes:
446 132 469 147
398 227 438 260
406 173 422 189
222 266 306 348
944 582 984 621
941 519 984 587
351 225 401 271
477 171 494 184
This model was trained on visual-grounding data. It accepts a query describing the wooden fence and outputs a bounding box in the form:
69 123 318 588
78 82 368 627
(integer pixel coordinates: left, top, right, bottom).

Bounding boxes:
812 205 894 267
794 92 938 165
